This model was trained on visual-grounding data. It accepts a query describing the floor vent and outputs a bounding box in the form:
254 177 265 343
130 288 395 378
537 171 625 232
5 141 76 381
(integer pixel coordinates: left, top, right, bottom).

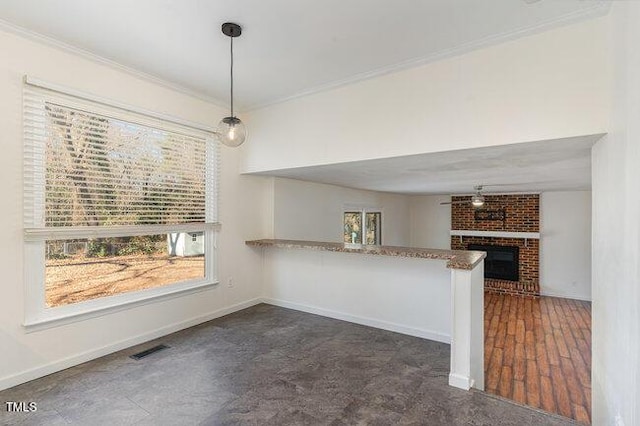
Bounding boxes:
130 344 169 360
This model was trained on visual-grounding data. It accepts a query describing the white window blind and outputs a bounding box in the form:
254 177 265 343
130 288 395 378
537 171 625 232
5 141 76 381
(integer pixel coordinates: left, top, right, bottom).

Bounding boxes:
23 83 219 239
23 80 220 328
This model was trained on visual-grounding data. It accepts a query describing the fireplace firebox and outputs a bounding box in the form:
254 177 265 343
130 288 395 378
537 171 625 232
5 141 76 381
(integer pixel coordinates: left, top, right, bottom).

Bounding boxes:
468 244 519 282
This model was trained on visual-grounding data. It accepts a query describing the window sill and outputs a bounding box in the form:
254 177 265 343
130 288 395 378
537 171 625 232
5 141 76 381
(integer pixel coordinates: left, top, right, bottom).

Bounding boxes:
23 279 219 333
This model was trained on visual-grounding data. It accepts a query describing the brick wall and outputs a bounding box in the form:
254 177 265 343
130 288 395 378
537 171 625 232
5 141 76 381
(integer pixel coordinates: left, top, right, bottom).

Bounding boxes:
451 194 540 296
451 194 539 232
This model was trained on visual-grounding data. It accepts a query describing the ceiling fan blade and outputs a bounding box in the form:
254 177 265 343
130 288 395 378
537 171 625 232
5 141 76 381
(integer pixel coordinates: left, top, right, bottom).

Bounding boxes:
482 181 549 187
440 200 470 205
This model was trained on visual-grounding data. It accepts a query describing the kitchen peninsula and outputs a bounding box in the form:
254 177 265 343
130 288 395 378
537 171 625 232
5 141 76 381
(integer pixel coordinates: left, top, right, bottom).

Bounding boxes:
246 239 486 391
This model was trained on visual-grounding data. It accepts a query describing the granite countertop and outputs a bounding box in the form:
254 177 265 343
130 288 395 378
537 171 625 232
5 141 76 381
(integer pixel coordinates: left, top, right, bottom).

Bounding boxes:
245 239 486 270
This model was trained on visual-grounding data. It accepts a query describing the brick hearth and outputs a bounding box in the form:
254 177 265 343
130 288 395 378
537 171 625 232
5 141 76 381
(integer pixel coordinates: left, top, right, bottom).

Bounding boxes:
451 194 540 296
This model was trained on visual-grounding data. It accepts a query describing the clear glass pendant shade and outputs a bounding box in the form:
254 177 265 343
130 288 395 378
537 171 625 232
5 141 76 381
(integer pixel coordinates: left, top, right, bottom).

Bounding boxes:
218 23 247 148
217 116 247 147
471 194 485 207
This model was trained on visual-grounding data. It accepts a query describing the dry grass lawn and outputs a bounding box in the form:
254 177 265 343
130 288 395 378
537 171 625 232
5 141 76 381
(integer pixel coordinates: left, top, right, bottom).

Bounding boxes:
45 254 205 307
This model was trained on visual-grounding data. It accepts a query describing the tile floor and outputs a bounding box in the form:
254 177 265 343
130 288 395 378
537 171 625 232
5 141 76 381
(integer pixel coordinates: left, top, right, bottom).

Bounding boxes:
485 293 591 423
1 304 577 425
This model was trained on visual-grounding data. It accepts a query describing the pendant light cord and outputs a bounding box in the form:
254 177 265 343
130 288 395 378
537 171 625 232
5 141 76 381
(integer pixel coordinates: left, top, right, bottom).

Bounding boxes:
230 34 234 118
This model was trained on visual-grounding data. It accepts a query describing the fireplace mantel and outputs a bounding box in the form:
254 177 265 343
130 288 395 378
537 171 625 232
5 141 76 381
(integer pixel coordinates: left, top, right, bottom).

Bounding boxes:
450 230 540 239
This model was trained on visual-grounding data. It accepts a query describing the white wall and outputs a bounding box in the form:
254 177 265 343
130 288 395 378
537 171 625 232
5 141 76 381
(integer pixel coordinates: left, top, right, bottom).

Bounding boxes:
0 29 272 389
592 3 640 425
409 195 452 249
244 17 609 173
273 178 411 246
540 191 592 301
262 248 451 343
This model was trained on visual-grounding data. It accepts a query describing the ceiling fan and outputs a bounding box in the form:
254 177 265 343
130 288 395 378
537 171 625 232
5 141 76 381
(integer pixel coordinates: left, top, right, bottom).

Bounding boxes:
440 181 550 208
440 185 486 208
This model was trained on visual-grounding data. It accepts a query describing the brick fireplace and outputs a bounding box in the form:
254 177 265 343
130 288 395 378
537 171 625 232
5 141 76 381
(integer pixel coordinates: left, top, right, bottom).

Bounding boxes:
450 194 540 296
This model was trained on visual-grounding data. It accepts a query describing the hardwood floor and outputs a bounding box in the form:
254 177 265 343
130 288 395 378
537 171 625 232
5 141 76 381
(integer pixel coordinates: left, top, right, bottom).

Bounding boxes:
484 292 592 424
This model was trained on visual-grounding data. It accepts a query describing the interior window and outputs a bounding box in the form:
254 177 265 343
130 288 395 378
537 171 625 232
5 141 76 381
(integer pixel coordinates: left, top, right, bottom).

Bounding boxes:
343 210 382 245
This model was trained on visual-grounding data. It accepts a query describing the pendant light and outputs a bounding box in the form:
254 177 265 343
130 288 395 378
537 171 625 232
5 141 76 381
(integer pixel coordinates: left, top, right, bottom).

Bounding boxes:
471 186 485 208
217 22 247 147
471 193 485 208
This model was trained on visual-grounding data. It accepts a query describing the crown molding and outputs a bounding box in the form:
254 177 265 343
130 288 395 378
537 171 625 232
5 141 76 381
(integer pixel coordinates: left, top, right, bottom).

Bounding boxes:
244 1 611 112
0 1 611 113
0 18 229 109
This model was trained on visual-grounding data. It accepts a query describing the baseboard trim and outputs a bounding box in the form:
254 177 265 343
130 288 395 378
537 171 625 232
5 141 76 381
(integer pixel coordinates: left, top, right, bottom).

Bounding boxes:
1 297 452 391
539 291 592 302
449 373 472 390
0 298 262 391
261 297 450 344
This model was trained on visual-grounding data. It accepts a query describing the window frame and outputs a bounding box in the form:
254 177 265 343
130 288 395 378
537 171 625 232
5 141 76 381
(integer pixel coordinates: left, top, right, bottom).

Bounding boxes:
342 206 383 246
22 77 220 331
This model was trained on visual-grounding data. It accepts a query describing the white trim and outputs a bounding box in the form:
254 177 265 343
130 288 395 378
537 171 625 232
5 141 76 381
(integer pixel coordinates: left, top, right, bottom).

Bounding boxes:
0 2 609 113
24 279 219 332
343 206 384 245
244 2 611 111
449 266 485 391
24 224 220 327
539 290 592 302
24 223 221 241
0 18 228 109
22 81 222 329
450 230 540 239
24 76 219 135
0 298 262 391
448 373 473 391
261 297 451 344
24 230 219 329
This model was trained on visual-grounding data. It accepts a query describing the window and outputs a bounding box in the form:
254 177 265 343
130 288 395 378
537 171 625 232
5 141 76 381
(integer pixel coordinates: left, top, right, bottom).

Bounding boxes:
23 80 219 327
365 211 382 245
343 209 382 245
343 211 363 244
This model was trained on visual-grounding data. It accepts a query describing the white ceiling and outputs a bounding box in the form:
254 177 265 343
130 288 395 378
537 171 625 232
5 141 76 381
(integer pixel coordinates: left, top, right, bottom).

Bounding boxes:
0 0 609 110
0 2 607 195
250 135 604 195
